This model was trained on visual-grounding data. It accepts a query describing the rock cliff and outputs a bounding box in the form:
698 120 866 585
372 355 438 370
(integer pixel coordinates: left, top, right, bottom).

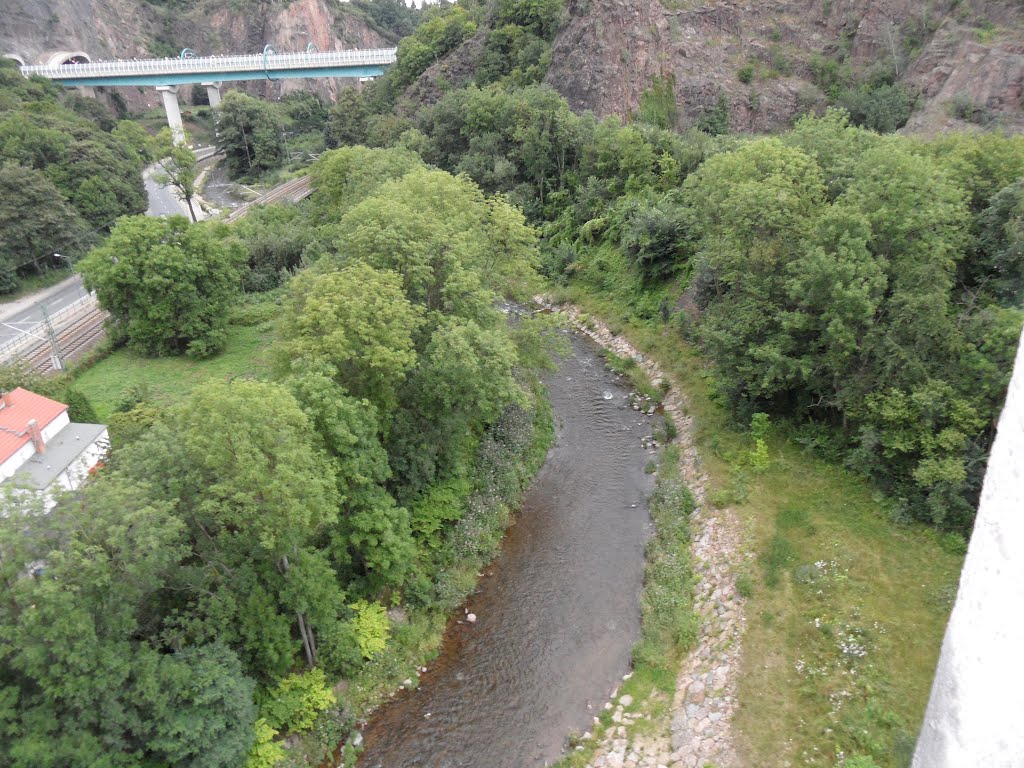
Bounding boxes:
543 0 1024 132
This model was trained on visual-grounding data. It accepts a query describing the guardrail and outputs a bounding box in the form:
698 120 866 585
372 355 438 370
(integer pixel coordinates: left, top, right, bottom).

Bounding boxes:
0 294 99 366
21 48 397 80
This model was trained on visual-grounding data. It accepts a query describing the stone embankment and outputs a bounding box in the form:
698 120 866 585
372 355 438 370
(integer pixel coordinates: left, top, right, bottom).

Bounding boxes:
539 298 747 768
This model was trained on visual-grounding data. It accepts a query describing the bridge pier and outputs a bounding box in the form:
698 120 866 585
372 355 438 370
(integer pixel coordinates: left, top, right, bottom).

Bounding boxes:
156 85 185 145
202 81 222 107
912 327 1024 766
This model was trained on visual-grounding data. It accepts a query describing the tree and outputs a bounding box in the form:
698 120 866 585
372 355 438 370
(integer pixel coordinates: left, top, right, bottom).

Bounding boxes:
0 478 259 768
120 380 345 675
153 130 200 222
215 91 285 179
78 216 245 357
309 145 423 221
0 163 85 292
232 203 314 291
325 88 369 148
973 178 1024 304
276 262 423 413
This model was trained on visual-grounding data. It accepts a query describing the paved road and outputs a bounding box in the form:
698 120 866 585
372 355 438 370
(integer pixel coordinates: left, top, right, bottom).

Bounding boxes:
0 274 90 346
0 146 220 348
145 146 219 218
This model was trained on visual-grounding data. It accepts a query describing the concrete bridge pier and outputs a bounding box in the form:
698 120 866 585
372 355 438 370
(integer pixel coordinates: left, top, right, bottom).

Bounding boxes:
156 85 185 145
202 81 222 107
912 327 1024 766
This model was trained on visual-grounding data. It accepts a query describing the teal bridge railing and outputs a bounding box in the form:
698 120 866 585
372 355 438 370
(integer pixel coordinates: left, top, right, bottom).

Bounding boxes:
20 47 397 87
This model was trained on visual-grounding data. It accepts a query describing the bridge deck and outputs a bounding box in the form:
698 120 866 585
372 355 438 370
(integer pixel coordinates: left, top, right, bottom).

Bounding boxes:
21 48 397 87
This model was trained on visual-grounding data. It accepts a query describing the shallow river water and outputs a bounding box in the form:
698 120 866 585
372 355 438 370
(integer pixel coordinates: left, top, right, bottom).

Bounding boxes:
358 330 658 768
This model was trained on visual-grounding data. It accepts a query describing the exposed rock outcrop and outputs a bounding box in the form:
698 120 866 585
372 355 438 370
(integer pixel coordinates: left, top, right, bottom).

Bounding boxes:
544 0 1024 133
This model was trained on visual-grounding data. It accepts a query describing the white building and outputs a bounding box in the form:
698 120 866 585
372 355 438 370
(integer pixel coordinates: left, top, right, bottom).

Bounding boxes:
0 387 108 510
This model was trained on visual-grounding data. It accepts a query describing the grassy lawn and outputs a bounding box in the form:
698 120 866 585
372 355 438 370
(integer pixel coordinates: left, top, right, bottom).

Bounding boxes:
73 321 273 422
555 286 962 768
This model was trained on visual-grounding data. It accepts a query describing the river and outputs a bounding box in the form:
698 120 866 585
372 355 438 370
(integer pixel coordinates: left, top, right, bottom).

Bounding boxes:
358 328 659 768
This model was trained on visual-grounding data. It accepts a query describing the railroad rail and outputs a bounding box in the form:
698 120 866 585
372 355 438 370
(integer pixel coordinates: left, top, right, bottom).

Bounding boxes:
0 295 107 375
224 175 313 223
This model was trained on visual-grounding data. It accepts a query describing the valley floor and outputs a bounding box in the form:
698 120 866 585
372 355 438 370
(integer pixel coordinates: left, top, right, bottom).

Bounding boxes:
548 289 962 768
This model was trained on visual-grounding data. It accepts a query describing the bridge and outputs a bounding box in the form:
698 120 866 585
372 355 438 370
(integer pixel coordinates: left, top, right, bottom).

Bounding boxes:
17 47 397 142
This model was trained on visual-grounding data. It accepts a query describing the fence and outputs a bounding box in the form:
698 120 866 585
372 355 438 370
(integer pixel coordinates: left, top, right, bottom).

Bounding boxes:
0 294 99 368
21 48 398 80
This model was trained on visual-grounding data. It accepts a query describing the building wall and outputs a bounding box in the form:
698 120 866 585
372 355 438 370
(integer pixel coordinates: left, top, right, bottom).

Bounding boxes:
0 411 70 484
54 428 109 493
913 329 1024 767
0 441 37 484
41 411 70 443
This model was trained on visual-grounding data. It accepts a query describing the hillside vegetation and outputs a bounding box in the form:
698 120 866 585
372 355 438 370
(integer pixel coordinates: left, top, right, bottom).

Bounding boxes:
1 2 1021 767
0 60 148 292
0 147 559 767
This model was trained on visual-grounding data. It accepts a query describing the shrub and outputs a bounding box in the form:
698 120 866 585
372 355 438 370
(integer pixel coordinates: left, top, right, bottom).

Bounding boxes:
736 573 755 598
696 94 731 135
258 669 337 734
245 719 285 768
940 531 967 555
738 63 755 84
349 600 391 659
949 93 993 125
836 82 914 133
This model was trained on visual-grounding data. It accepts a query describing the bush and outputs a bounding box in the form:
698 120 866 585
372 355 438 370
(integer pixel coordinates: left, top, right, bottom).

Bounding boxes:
696 94 731 135
836 83 914 133
940 531 967 555
738 63 755 84
949 93 993 125
349 600 391 659
258 669 337 734
245 719 285 768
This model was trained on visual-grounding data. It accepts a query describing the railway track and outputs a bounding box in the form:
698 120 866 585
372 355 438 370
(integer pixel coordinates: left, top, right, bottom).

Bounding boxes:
224 175 312 223
0 296 108 376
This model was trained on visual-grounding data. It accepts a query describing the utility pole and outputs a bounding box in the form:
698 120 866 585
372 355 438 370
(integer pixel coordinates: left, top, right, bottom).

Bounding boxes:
40 304 63 371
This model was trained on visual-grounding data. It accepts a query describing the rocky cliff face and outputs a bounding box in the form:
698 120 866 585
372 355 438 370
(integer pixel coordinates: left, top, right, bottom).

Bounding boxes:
0 0 388 110
544 0 1024 133
0 0 157 64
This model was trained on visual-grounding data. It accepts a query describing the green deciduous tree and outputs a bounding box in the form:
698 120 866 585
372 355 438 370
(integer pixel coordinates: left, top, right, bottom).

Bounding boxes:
215 91 286 179
0 163 86 291
325 87 370 148
153 129 200 222
277 263 423 413
79 216 245 357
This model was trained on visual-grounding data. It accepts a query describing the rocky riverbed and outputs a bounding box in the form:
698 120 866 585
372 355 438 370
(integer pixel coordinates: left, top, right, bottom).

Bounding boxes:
544 299 749 768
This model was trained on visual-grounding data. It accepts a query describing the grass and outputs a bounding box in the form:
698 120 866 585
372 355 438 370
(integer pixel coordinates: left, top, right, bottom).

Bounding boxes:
72 319 273 421
552 284 962 768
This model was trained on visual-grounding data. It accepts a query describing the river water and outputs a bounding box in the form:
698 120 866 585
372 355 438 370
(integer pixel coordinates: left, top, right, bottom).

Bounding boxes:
358 330 658 768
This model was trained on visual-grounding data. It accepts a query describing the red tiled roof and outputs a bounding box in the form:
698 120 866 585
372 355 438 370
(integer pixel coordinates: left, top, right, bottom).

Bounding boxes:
0 388 68 464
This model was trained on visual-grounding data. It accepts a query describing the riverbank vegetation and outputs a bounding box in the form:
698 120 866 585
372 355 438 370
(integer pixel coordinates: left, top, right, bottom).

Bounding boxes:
554 290 963 767
0 149 560 767
311 22 1019 762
